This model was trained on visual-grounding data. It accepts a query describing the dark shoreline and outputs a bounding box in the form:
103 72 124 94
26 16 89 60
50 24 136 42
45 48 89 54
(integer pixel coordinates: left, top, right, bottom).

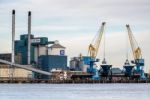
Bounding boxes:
0 79 150 84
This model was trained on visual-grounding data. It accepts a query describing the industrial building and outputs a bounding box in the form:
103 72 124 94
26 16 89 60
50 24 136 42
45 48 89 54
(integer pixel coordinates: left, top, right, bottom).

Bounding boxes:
0 10 149 83
0 65 32 79
0 10 68 80
37 42 67 79
14 34 67 79
0 54 32 79
0 34 67 79
15 34 50 65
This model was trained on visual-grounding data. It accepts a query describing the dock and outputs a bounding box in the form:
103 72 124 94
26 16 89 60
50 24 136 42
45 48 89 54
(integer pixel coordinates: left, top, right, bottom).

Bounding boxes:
0 78 150 84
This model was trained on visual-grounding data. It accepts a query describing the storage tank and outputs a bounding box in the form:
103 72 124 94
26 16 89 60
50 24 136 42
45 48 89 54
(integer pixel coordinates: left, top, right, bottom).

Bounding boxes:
82 65 88 72
34 45 47 63
70 59 77 70
69 57 84 71
34 46 38 63
79 60 84 71
39 45 47 56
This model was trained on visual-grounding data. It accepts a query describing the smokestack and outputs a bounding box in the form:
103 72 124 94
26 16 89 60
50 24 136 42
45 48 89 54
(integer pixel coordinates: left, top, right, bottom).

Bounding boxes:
27 11 31 65
12 9 15 64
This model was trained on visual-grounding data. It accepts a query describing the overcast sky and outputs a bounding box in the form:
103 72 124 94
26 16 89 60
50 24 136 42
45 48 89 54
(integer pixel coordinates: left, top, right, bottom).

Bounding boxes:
0 0 150 72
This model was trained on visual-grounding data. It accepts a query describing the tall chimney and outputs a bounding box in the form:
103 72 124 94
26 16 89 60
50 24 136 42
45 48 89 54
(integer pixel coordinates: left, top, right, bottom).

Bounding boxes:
27 11 31 65
12 10 15 64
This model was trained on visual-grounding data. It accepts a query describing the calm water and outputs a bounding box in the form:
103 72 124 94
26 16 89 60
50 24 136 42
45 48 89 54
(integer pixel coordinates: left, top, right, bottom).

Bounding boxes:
0 84 149 99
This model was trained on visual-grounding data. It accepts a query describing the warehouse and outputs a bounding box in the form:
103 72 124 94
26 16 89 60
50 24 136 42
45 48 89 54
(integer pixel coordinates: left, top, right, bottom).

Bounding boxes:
0 64 32 79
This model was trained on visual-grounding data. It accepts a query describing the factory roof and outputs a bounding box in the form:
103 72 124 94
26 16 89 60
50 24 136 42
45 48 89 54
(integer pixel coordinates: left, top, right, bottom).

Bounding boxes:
49 44 65 48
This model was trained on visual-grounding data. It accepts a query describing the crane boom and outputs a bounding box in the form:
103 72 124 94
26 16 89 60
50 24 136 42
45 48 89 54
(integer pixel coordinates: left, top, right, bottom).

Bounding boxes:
126 24 142 60
88 22 106 58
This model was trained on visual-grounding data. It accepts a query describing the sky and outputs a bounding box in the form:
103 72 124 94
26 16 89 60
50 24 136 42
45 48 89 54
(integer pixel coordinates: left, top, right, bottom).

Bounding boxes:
0 0 150 72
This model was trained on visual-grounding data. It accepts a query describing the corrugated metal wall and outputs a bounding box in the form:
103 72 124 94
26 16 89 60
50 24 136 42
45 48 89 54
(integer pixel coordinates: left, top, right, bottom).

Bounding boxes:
37 55 67 79
39 55 67 71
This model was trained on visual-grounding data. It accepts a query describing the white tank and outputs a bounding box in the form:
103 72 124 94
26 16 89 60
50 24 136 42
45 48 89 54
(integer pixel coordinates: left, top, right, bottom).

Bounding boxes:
79 60 84 71
48 43 65 56
82 65 88 72
34 46 47 63
39 46 47 56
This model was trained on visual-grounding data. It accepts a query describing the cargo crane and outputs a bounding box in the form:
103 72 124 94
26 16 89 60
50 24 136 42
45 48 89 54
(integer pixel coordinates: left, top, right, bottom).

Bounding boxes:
123 25 134 78
126 24 146 80
100 29 112 80
87 22 106 80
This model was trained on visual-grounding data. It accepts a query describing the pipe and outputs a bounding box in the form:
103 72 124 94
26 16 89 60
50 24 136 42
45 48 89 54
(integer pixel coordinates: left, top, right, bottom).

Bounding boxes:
12 10 15 64
27 11 31 65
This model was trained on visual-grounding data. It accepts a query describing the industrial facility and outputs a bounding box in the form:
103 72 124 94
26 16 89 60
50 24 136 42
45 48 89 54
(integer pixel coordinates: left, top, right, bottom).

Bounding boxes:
0 10 149 83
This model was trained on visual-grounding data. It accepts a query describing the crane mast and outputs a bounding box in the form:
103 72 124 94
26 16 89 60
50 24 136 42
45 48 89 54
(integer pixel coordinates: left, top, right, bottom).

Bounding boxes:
126 24 146 80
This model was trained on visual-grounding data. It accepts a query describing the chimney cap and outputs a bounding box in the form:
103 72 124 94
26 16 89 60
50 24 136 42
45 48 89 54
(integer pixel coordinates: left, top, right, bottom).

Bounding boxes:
12 9 15 14
28 11 31 16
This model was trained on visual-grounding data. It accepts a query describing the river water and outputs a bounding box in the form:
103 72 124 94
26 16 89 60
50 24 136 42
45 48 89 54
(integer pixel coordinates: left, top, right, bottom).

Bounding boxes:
0 84 149 99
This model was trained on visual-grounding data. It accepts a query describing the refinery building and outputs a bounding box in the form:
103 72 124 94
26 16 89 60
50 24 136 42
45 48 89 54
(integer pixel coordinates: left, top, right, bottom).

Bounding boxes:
0 34 67 79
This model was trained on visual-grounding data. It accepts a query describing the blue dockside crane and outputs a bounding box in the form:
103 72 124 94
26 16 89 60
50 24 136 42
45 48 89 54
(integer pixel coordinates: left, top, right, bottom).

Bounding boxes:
126 24 146 80
87 22 106 80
